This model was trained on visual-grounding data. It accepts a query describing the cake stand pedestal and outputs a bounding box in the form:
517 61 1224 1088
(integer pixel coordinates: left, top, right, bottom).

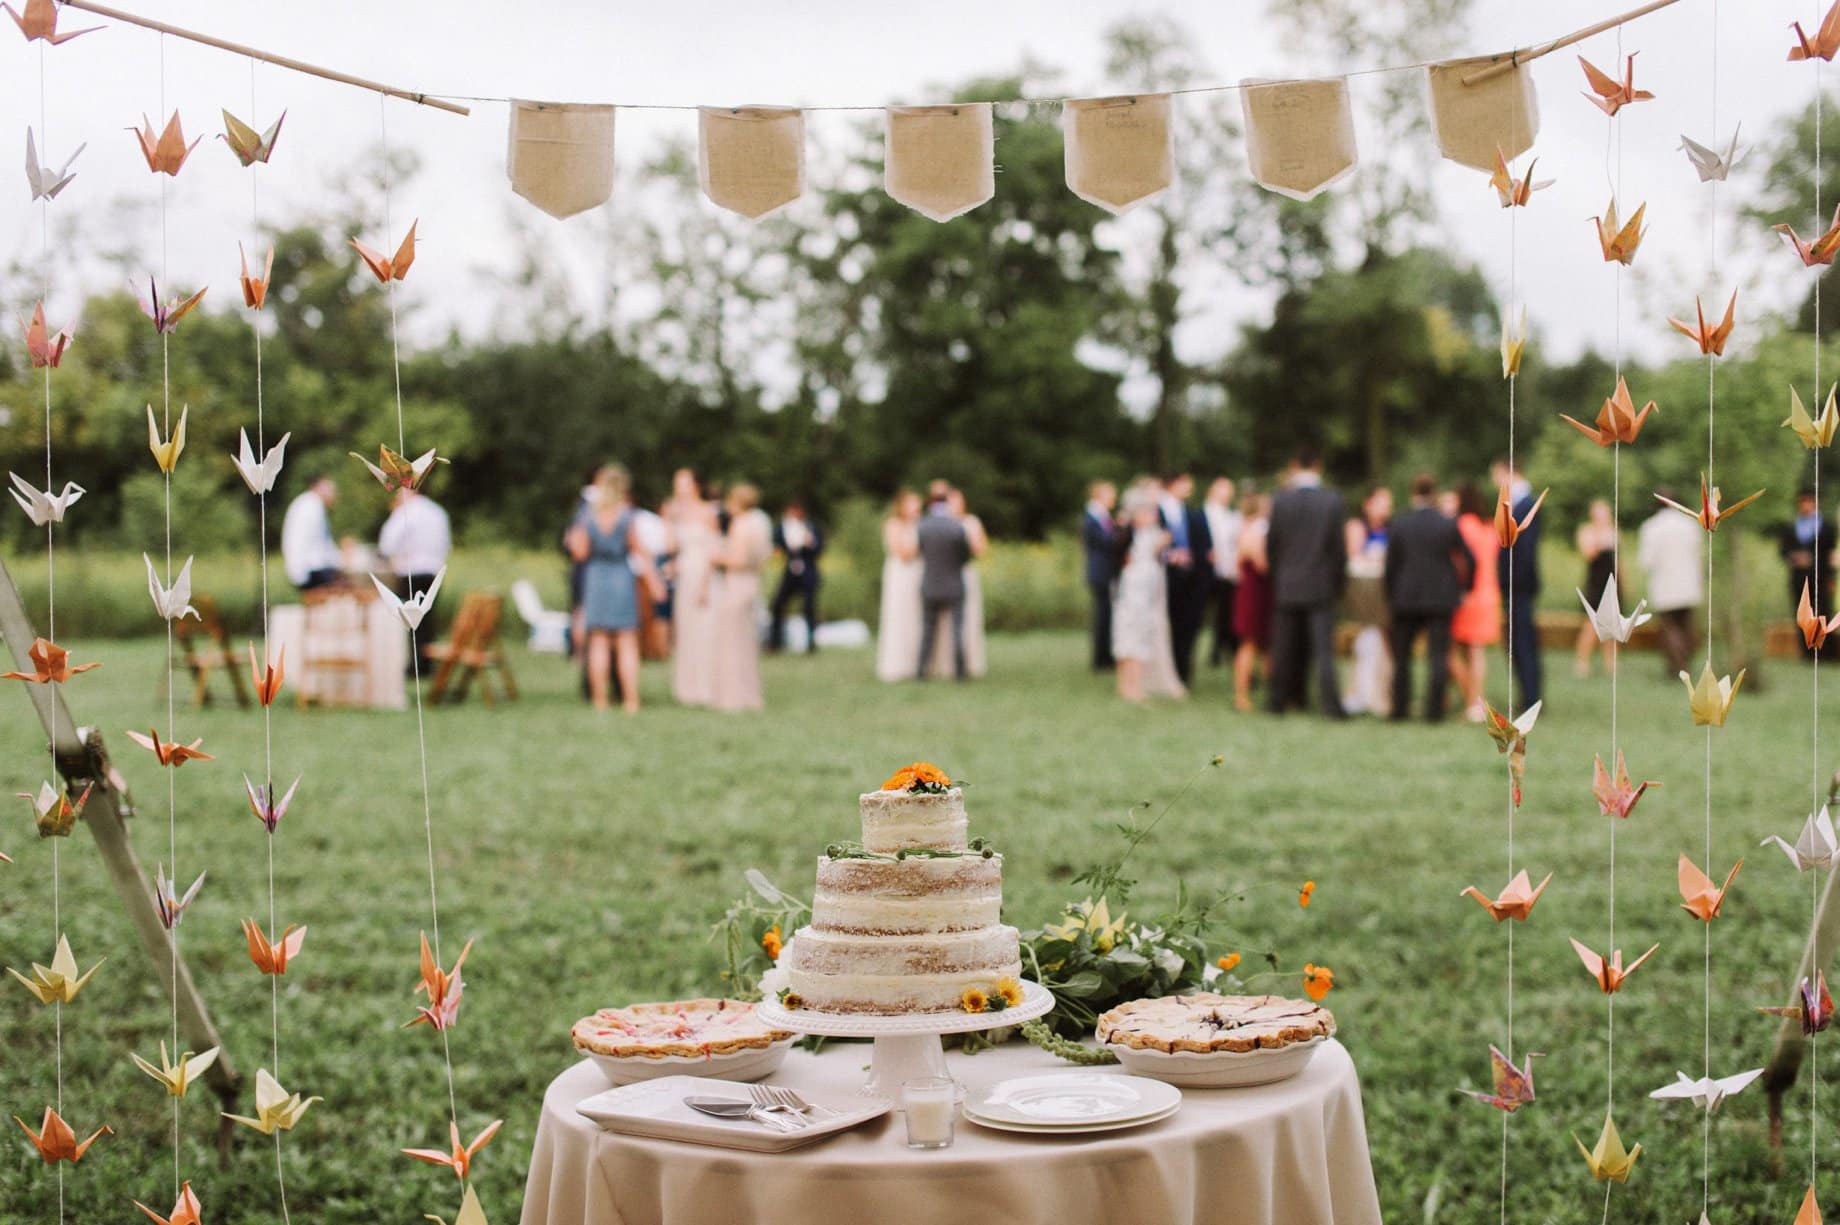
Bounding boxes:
757 981 1055 1100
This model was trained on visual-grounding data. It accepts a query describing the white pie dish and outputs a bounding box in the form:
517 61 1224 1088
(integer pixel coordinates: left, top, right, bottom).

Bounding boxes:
1104 1034 1327 1088
583 1036 796 1087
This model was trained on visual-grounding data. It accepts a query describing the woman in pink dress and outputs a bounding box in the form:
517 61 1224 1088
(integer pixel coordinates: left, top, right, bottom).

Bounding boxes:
663 468 719 707
710 483 772 712
1447 483 1499 723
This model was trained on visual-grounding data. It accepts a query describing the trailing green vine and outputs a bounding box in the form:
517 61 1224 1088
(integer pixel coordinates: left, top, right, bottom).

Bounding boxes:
1021 1019 1118 1065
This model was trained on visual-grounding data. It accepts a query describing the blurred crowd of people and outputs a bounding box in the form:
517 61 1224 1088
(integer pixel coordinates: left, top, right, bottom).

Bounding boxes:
876 481 990 682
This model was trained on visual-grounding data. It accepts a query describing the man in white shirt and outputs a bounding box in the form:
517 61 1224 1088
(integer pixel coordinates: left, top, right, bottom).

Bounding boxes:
1203 478 1243 667
378 487 453 665
281 476 343 591
1636 488 1705 678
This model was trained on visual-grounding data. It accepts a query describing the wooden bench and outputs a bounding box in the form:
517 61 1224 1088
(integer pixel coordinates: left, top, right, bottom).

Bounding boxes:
425 590 519 705
175 594 250 708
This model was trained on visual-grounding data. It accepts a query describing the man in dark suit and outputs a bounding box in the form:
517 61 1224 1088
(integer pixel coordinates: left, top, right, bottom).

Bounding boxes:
1082 480 1120 671
1266 447 1347 717
1493 458 1543 712
915 484 972 680
1384 473 1474 722
1781 489 1837 658
1160 472 1214 687
768 500 824 653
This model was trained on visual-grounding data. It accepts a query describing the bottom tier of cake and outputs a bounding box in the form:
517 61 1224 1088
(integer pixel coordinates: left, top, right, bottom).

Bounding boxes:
781 925 1022 1014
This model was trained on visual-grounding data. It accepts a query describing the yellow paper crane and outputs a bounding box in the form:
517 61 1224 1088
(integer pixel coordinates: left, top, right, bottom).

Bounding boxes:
223 1068 320 1135
147 404 188 474
1592 198 1648 265
130 1043 220 1098
1574 1112 1642 1182
221 109 285 167
426 1184 490 1225
1680 662 1744 726
1500 307 1527 378
1786 385 1839 449
7 934 102 1004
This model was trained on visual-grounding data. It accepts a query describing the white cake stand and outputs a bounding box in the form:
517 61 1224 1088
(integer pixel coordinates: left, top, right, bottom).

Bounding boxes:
757 980 1055 1100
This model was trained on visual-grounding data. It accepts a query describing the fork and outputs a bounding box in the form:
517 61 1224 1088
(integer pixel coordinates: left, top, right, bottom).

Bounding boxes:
747 1084 811 1128
756 1084 834 1121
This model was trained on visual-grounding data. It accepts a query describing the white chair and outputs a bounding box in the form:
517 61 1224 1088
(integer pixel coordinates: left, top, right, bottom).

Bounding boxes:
510 579 571 654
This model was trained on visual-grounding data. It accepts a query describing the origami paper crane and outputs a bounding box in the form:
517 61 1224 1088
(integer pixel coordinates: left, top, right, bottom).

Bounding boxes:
153 864 205 929
224 1068 319 1135
1460 1046 1542 1111
1679 127 1744 182
1493 484 1547 548
1678 855 1742 921
1765 806 1838 871
13 1107 109 1165
25 127 82 200
18 781 88 838
137 278 207 335
1574 1112 1641 1182
2 0 98 44
1667 292 1736 356
373 568 445 632
407 933 472 1031
1578 575 1650 643
1648 1066 1762 1112
244 774 300 834
1500 307 1526 378
1786 385 1839 449
243 919 306 976
404 1118 503 1182
3 637 98 683
134 1181 202 1225
1483 700 1539 808
8 472 83 526
1795 1187 1825 1225
147 404 187 474
1801 580 1840 651
1460 869 1552 921
1561 377 1657 446
1489 149 1551 208
23 301 70 368
7 934 101 1003
221 109 284 167
426 1185 490 1225
1680 663 1744 726
132 112 200 177
1778 203 1840 266
130 1043 219 1097
351 220 417 283
238 242 274 310
1656 475 1764 532
144 554 200 622
1592 198 1648 265
249 643 284 706
1592 750 1658 819
126 728 214 768
1570 937 1658 994
1579 53 1655 116
1760 973 1836 1034
351 444 446 492
1792 0 1840 61
232 428 289 494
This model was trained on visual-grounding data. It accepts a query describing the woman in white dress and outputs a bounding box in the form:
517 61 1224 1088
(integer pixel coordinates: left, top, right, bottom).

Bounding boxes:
663 468 719 707
874 489 923 682
710 484 772 712
1113 484 1185 702
929 488 989 678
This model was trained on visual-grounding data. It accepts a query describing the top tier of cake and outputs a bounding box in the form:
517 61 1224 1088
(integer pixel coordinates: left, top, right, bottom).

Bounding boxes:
858 788 967 852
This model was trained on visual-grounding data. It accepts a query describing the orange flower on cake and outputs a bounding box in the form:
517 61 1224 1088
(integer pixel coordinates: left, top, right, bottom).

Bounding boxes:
1303 963 1335 1001
883 762 951 793
761 925 783 961
1216 952 1242 973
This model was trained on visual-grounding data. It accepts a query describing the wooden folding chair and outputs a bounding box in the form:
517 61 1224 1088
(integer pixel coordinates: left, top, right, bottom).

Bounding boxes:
426 591 519 706
175 594 250 708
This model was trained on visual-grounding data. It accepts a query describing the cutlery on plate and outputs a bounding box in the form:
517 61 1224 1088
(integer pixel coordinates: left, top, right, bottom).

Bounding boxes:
684 1097 799 1132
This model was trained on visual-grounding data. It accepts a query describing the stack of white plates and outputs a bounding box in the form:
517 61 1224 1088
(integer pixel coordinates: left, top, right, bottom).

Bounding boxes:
962 1072 1182 1135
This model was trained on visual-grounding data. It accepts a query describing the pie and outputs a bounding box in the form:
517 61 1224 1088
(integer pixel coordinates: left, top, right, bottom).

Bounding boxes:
1096 993 1335 1054
570 998 793 1060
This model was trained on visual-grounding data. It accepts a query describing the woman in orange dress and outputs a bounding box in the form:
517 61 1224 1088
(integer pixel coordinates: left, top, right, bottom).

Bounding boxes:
1447 483 1499 723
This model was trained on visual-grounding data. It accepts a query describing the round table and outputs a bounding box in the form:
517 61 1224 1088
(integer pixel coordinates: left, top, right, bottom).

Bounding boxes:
520 1038 1382 1225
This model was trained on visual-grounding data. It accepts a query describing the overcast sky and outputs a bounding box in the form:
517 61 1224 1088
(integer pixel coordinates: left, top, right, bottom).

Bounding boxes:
0 0 1826 403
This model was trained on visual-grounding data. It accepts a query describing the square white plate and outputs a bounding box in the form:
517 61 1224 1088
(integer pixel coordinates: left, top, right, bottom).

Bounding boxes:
577 1074 892 1153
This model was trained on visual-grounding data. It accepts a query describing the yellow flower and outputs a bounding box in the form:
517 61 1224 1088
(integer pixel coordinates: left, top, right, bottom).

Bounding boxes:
1298 881 1316 909
1216 952 1242 973
960 987 990 1013
1303 963 1335 1001
761 926 783 961
994 977 1024 1008
1045 898 1129 949
781 991 803 1010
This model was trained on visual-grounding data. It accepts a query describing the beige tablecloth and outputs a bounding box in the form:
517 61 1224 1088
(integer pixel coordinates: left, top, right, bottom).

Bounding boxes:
521 1039 1382 1225
269 601 406 709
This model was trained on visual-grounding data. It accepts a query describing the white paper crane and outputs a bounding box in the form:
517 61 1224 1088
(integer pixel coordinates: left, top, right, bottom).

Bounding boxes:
1577 575 1652 643
1678 125 1743 183
1648 1067 1764 1113
144 554 200 622
1765 806 1839 873
8 472 83 525
231 429 290 495
24 126 83 201
372 567 444 632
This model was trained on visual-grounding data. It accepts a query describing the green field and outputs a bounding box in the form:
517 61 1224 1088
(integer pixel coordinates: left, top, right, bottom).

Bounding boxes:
2 631 1840 1222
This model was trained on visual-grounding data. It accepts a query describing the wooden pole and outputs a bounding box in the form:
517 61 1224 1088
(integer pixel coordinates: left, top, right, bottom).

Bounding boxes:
1460 0 1684 86
1763 767 1840 1161
57 0 470 117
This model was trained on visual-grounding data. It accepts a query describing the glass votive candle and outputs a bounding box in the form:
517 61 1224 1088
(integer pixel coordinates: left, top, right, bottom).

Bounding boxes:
902 1077 957 1150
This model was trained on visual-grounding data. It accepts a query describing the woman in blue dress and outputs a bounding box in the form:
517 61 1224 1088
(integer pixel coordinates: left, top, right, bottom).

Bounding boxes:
565 464 653 712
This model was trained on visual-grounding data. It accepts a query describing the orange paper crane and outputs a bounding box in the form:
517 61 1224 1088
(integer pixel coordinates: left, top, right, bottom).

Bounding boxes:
351 220 418 284
1678 855 1742 922
403 1118 503 1182
1795 1187 1826 1225
1579 53 1655 116
1493 484 1547 549
407 933 473 1031
1778 203 1840 266
1591 198 1648 265
1592 749 1659 819
1792 0 1840 61
1655 473 1765 532
14 1107 110 1164
1561 377 1657 447
23 301 71 368
1489 148 1551 208
2 0 99 43
1801 580 1840 650
243 919 307 976
125 728 214 768
132 112 200 177
1460 869 1553 922
1667 292 1737 357
134 1182 202 1225
1571 937 1659 994
2 637 99 683
238 243 274 311
249 642 284 706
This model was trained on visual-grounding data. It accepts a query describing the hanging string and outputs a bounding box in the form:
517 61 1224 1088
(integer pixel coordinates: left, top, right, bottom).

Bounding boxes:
1813 53 1826 1207
1497 67 1522 1225
1700 1 1719 1215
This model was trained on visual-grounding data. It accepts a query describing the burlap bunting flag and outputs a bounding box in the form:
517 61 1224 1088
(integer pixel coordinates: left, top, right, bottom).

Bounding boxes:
1426 57 1539 173
1240 77 1357 202
698 106 806 220
1063 93 1173 215
505 100 616 220
884 104 995 222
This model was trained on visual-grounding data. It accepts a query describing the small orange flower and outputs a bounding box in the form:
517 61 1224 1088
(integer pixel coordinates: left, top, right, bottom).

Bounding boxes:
994 977 1024 1008
960 987 989 1013
1303 963 1335 1001
1298 881 1316 909
883 762 951 792
761 926 783 961
1216 952 1242 973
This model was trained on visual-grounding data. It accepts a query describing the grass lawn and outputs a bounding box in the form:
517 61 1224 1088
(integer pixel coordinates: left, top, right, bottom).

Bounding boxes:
4 629 1840 1222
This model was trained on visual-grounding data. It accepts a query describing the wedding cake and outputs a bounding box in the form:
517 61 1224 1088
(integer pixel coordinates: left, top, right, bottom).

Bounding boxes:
780 764 1022 1015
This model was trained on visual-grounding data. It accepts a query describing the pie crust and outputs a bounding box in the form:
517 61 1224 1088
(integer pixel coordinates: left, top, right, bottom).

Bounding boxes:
1095 993 1335 1054
571 998 793 1060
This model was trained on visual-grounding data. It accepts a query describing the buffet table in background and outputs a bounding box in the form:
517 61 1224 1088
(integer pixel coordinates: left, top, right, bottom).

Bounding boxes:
521 1038 1382 1225
269 598 406 709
